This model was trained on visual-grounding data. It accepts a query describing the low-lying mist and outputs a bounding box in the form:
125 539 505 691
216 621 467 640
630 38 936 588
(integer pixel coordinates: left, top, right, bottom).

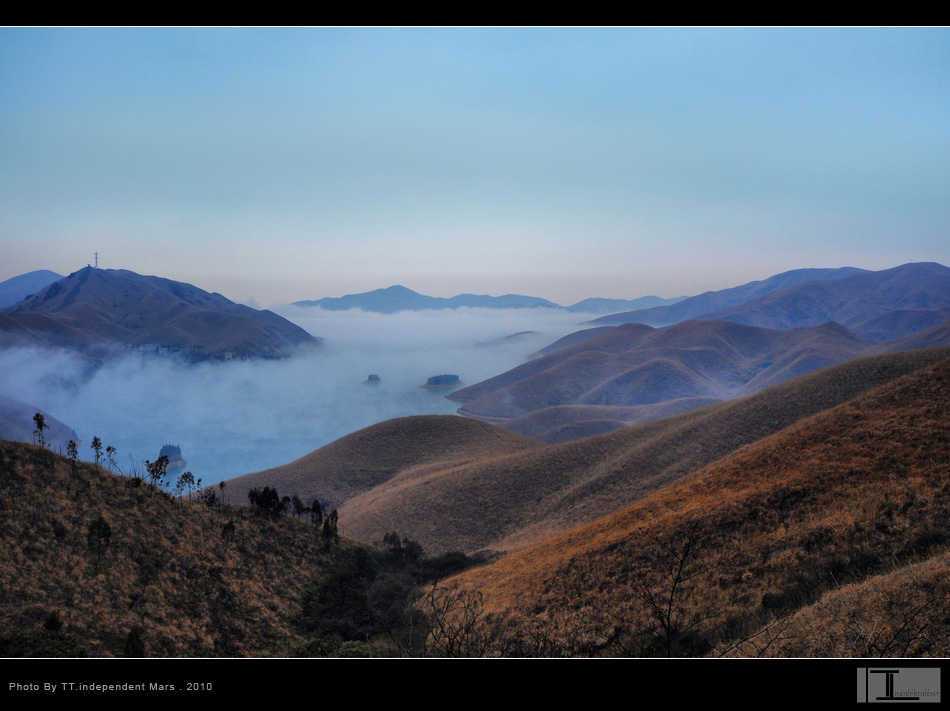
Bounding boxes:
0 306 594 486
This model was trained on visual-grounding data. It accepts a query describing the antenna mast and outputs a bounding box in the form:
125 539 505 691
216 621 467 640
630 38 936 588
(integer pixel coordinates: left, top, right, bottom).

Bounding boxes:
94 252 98 269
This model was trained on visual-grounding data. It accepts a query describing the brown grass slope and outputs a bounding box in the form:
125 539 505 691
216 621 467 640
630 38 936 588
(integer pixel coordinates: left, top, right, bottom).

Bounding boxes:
223 414 545 511
450 354 950 657
0 440 335 657
339 347 950 557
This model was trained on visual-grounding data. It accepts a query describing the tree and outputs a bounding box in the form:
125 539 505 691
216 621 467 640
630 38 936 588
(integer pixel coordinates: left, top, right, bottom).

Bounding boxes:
310 500 324 527
67 440 79 474
292 494 308 519
248 486 283 517
321 509 339 549
144 456 169 490
87 514 112 570
105 445 117 472
175 472 196 503
91 437 103 469
33 412 48 448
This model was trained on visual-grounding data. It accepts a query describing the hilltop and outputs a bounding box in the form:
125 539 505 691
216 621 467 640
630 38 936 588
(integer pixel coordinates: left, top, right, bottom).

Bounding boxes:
0 267 319 360
0 270 63 309
224 415 544 511
593 266 867 327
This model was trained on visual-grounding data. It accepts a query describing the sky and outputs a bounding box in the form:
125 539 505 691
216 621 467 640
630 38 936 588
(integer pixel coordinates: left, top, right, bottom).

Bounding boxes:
2 27 949 307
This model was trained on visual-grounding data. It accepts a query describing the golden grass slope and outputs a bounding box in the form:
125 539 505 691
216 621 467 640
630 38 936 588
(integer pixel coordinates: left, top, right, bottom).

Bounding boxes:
450 353 950 657
223 414 544 510
0 440 334 657
339 347 950 556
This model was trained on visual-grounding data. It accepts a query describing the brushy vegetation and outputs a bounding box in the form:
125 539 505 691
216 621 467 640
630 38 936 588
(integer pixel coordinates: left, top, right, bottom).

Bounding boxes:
439 356 950 657
0 438 481 657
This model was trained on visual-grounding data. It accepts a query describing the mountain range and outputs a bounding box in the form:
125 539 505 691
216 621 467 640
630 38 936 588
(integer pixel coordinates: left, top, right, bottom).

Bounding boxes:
448 262 950 442
0 267 319 360
293 284 686 314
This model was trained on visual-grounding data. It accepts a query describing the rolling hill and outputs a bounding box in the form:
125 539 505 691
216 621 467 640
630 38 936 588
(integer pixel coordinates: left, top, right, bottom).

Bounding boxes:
445 352 950 657
695 262 950 334
222 415 545 512
449 319 869 425
0 267 319 360
293 284 687 315
226 347 950 559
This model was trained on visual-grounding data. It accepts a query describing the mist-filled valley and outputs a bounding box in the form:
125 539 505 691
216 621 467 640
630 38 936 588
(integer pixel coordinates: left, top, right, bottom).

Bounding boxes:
0 305 593 485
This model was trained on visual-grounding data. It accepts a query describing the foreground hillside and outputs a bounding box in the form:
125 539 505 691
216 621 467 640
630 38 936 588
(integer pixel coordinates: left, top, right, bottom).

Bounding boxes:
448 354 950 657
0 440 336 656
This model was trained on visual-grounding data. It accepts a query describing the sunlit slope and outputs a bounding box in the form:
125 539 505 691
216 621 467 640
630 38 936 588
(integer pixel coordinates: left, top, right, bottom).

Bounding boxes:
224 415 544 510
451 354 950 657
339 347 950 555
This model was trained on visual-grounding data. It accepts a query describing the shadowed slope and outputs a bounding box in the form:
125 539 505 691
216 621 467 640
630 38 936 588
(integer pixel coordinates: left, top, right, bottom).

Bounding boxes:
339 347 950 556
0 439 336 657
0 267 318 359
450 320 867 424
593 266 867 327
697 262 950 334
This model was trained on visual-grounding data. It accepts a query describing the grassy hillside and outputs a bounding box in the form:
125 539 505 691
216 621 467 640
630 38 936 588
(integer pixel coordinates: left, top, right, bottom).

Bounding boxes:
224 415 544 511
446 354 950 657
338 347 950 556
0 440 337 657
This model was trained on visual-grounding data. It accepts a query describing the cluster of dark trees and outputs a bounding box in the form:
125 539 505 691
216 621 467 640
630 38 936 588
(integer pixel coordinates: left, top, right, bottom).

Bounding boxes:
295 530 477 655
247 485 339 547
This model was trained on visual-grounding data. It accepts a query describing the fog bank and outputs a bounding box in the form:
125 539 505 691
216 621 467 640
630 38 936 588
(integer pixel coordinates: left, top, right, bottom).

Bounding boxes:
0 307 594 486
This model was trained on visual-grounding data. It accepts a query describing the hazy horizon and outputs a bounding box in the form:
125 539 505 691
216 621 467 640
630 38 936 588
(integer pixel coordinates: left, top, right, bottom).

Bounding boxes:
3 27 949 307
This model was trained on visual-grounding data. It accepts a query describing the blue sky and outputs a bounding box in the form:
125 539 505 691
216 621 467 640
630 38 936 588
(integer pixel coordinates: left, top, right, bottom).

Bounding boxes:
2 27 949 306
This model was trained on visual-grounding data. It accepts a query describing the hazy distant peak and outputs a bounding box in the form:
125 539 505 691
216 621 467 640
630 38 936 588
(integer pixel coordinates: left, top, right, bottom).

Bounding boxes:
0 266 318 360
0 269 64 309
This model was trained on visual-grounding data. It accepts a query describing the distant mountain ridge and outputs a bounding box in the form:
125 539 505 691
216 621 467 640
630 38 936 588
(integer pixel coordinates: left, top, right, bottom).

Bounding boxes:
0 270 63 309
593 266 868 327
450 263 950 442
0 267 319 360
293 284 686 315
